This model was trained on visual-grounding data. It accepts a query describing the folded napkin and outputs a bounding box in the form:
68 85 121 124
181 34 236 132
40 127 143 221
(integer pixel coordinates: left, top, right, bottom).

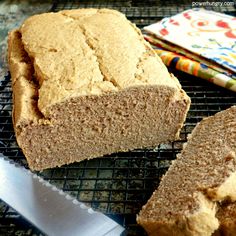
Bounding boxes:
144 8 236 92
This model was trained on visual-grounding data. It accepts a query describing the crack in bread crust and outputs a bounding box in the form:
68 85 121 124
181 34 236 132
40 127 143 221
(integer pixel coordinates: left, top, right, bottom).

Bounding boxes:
60 11 120 89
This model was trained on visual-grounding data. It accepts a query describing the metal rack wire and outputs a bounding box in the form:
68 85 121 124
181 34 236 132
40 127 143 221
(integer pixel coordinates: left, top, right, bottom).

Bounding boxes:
51 0 236 27
1 1 236 235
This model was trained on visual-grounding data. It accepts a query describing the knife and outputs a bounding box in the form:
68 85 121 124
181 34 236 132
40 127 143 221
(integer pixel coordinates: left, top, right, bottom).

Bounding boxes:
0 154 125 236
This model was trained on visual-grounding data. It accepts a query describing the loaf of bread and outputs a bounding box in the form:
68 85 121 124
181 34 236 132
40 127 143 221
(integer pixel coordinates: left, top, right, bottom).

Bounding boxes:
8 9 190 171
137 106 236 236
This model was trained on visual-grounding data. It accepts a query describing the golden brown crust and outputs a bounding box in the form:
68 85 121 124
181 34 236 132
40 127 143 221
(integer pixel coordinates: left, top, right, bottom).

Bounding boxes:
8 30 47 133
19 8 181 116
8 30 33 85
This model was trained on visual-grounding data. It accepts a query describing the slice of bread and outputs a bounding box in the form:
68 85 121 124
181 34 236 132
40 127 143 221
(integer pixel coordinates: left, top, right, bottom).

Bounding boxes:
137 106 236 236
8 9 190 171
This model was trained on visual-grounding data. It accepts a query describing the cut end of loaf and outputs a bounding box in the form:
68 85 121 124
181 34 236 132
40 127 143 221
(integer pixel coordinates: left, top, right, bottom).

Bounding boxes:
137 106 236 236
15 84 190 171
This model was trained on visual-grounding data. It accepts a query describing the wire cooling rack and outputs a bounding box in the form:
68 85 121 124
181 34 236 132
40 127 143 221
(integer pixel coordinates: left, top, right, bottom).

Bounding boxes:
1 1 236 235
52 0 236 26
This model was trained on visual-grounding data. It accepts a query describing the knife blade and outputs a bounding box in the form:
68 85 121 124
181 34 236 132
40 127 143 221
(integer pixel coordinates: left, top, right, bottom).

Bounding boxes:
0 154 125 236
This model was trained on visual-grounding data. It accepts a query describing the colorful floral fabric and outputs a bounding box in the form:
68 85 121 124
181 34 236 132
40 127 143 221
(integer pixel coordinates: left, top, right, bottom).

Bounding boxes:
154 47 236 91
144 8 236 92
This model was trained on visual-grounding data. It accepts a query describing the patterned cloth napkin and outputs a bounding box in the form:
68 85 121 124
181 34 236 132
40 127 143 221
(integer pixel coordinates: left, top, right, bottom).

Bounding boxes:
144 8 236 92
